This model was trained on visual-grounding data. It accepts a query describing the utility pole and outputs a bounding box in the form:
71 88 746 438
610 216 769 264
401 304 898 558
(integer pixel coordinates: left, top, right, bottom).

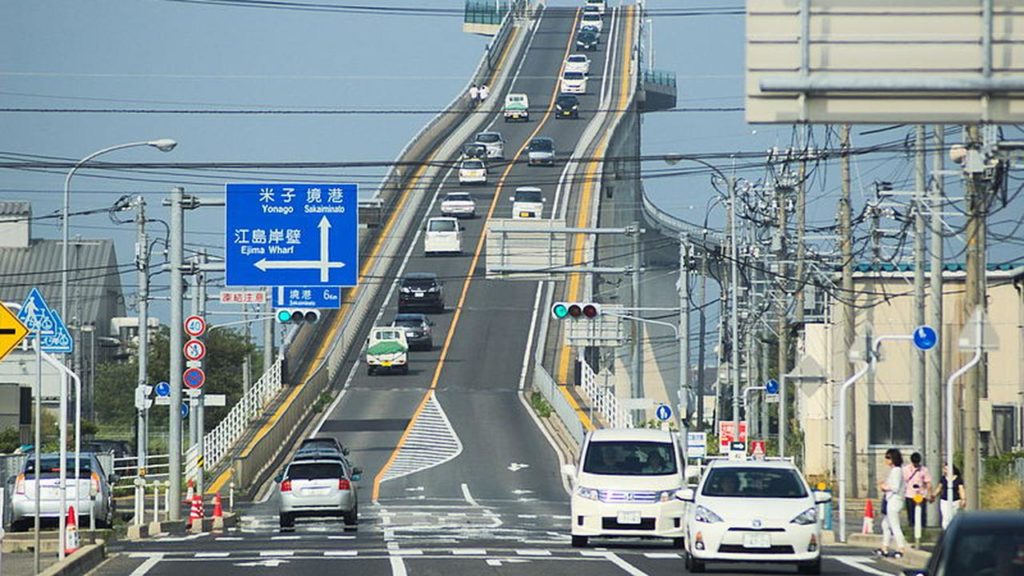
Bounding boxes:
679 233 690 438
926 125 945 527
776 174 790 437
168 187 184 521
197 249 207 497
962 125 986 510
696 239 708 430
728 177 742 439
913 126 927 456
242 303 251 396
135 196 150 474
792 136 808 455
839 124 857 497
632 221 644 409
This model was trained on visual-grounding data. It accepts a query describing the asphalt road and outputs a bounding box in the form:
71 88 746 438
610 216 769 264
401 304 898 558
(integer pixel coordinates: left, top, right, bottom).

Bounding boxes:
92 7 907 576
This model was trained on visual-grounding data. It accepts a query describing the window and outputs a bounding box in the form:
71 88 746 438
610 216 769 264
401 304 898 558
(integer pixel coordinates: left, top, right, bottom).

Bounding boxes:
869 404 913 446
582 441 678 476
701 467 808 499
992 405 1018 455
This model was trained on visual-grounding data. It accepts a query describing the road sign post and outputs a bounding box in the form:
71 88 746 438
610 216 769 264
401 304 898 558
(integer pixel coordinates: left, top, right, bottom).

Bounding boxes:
225 183 359 287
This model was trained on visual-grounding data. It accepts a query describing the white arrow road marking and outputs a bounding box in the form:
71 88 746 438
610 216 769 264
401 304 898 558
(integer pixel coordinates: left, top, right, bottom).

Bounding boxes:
235 559 290 567
486 558 530 567
601 551 650 576
833 556 896 576
508 462 530 472
405 486 425 492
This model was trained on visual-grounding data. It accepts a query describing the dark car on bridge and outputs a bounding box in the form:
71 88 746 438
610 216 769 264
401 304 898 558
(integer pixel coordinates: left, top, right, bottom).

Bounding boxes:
576 29 599 51
902 511 1024 576
398 272 445 313
391 313 434 351
556 94 580 119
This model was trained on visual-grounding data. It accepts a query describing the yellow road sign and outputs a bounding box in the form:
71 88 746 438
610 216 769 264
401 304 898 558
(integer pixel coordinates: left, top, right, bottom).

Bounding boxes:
0 303 28 361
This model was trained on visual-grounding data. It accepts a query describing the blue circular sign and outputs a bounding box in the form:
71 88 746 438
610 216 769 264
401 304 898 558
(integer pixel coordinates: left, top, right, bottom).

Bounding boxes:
155 381 171 398
655 404 672 422
180 403 190 418
912 325 938 351
765 379 780 395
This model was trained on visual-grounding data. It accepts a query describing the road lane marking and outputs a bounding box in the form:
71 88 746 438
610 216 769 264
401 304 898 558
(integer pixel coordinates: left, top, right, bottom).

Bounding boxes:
601 551 650 576
324 550 358 557
379 394 463 483
643 552 680 559
833 556 894 576
129 553 164 576
389 556 408 576
195 552 230 558
452 549 488 555
461 483 479 506
517 549 552 556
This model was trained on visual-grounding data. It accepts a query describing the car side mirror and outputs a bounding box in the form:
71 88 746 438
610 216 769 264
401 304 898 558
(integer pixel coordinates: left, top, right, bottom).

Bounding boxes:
675 488 696 502
342 447 350 456
814 491 832 504
509 196 514 202
542 198 548 203
275 474 284 483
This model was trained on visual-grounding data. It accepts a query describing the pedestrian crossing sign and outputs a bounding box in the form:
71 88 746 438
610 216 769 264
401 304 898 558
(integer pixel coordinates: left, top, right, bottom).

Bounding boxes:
17 288 73 353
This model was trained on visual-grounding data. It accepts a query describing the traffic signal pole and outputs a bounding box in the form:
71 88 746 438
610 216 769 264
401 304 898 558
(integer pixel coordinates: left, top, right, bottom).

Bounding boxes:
168 187 184 520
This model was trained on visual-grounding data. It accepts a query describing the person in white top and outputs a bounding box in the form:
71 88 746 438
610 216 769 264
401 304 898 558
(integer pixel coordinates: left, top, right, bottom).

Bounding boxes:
468 84 479 105
876 448 907 559
478 84 490 103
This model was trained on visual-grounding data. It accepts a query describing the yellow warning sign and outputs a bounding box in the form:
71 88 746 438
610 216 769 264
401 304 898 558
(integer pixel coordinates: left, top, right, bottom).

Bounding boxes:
0 303 28 362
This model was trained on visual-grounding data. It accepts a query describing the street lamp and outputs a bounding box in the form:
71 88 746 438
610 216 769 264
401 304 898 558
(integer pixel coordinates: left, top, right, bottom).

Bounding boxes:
663 154 742 443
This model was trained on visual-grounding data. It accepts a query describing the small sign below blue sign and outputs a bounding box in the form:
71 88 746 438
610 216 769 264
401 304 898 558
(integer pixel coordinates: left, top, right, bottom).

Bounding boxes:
655 404 673 422
17 288 73 354
225 183 359 288
275 286 342 309
181 403 190 419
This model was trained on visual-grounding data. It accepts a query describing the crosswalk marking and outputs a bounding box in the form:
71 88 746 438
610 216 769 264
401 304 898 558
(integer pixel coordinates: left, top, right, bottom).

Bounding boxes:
643 552 680 559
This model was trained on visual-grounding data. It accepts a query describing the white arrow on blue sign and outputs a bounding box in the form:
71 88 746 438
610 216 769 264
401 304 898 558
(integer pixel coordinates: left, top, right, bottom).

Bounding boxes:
913 325 938 351
225 184 359 287
17 288 73 354
180 403 190 419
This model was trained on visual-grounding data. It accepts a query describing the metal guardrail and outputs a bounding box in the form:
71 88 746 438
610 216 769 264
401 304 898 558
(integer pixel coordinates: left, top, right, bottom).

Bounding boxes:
203 358 283 471
642 69 676 89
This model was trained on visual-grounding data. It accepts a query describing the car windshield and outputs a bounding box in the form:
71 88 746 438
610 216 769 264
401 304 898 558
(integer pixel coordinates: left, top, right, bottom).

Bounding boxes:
403 277 437 289
462 160 484 170
943 526 1024 576
26 457 94 478
582 441 678 476
476 133 500 143
568 56 587 63
445 193 472 202
701 467 809 498
287 462 344 481
557 95 578 106
373 329 404 341
393 315 424 327
429 219 457 232
563 72 585 80
530 139 553 152
300 439 338 451
583 14 600 22
514 190 543 203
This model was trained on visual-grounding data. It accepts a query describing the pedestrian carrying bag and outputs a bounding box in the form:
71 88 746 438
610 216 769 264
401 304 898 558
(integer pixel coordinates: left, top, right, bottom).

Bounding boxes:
881 496 888 516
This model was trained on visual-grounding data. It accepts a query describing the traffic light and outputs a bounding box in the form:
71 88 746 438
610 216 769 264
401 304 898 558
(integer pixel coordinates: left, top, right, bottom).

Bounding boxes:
275 308 321 324
550 302 601 320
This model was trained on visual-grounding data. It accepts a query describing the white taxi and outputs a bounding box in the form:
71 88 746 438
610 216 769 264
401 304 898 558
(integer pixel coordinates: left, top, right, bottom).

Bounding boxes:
679 458 829 574
563 429 687 548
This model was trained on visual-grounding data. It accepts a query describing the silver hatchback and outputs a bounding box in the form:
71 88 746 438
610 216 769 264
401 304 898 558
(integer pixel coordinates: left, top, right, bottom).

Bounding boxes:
278 458 361 530
9 453 117 531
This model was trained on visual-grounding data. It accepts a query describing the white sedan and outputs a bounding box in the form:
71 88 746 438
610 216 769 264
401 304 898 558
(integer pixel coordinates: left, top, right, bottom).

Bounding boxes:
565 54 591 75
440 192 477 218
679 459 830 574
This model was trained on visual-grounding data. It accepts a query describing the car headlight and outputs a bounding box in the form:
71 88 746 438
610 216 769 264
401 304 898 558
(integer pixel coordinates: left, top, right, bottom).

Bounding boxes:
694 505 724 524
656 489 677 503
400 287 412 293
790 507 817 525
576 486 601 501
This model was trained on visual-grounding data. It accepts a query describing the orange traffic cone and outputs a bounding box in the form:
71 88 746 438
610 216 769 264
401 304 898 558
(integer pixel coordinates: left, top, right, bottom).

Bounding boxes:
862 499 875 534
213 493 223 518
188 493 203 532
64 505 80 556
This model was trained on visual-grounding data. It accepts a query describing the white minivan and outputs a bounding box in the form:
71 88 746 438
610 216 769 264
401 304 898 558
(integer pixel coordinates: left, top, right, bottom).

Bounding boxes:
563 428 688 548
510 186 545 219
424 217 462 255
585 0 605 15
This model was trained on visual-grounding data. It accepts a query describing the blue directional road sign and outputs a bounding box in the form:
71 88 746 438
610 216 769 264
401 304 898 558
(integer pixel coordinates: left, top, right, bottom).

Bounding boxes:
275 286 342 309
765 379 780 394
17 288 73 353
655 404 673 422
181 403 190 419
225 183 359 287
913 325 938 351
155 381 171 398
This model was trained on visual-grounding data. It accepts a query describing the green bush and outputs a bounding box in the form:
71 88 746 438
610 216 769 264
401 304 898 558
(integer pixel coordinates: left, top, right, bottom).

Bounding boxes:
530 392 552 418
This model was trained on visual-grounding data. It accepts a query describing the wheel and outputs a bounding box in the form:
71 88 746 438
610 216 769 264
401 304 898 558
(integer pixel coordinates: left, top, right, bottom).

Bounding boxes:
435 303 445 313
685 550 705 573
344 506 358 529
9 518 27 532
672 537 685 549
797 557 822 574
279 513 295 530
571 535 588 548
367 365 376 376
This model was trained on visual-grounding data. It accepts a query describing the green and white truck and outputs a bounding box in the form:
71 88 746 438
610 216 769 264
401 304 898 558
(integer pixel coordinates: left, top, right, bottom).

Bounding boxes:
503 93 529 122
366 326 409 375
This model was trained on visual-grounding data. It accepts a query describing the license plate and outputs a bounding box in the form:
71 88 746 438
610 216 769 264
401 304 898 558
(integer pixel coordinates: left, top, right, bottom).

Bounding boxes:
519 211 533 218
744 533 771 548
617 511 642 525
381 362 392 367
414 292 424 298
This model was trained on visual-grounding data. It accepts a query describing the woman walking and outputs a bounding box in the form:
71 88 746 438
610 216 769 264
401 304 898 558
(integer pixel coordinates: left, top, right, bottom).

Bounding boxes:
933 464 966 529
876 448 907 559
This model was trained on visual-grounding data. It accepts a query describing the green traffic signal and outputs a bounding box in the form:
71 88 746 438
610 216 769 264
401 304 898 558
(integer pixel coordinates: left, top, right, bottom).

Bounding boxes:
276 309 293 322
553 303 569 319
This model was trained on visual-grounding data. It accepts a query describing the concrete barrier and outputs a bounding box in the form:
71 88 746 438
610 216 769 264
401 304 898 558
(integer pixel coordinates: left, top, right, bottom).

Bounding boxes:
37 543 105 576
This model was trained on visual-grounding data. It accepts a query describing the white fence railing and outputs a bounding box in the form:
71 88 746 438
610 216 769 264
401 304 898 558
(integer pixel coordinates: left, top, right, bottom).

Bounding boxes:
580 357 632 429
203 357 283 470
